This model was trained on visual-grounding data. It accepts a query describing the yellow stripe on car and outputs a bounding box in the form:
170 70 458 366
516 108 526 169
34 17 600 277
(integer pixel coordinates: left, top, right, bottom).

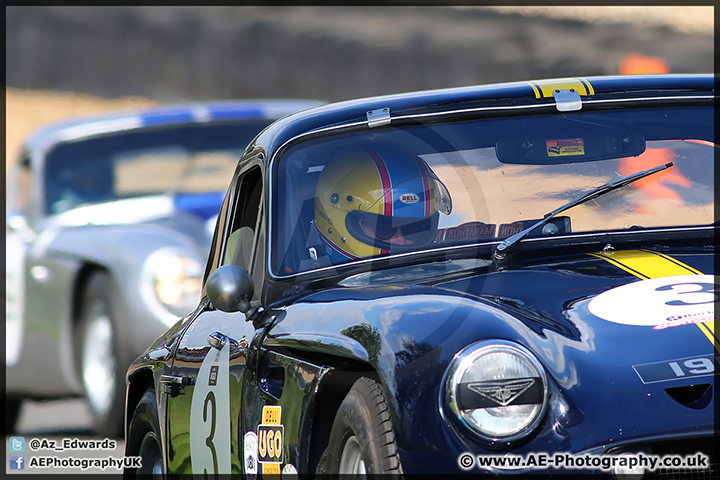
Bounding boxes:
697 322 716 347
591 249 717 352
527 78 595 99
591 250 702 279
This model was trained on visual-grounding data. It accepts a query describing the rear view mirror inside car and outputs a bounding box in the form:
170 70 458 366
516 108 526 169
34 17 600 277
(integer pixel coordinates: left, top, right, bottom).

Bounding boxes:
496 129 645 164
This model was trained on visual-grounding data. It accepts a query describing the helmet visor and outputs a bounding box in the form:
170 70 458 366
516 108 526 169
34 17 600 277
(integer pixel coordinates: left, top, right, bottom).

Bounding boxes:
345 210 440 252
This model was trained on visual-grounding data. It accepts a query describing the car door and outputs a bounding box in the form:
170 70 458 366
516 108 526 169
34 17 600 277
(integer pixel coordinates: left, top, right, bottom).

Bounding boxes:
164 161 265 476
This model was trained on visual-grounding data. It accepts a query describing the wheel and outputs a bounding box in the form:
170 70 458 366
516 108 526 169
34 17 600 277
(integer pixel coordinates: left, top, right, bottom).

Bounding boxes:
125 388 164 479
74 271 125 438
316 377 403 475
5 397 23 434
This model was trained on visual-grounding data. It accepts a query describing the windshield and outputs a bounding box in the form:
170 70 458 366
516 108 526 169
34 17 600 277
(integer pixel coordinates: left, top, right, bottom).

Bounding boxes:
43 121 271 215
272 106 714 275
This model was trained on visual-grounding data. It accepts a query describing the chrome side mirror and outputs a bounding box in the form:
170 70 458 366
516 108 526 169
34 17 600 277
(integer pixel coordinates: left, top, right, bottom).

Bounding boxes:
206 264 254 314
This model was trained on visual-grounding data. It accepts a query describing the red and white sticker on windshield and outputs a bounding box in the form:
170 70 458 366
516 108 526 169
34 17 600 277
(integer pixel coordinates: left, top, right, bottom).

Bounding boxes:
588 274 716 329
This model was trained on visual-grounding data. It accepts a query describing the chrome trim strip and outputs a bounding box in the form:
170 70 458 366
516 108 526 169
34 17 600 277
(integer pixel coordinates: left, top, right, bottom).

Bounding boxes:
390 95 714 123
391 101 556 123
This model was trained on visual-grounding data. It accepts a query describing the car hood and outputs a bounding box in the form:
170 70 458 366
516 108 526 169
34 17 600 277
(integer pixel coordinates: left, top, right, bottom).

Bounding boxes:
278 247 715 451
432 248 715 446
435 249 714 350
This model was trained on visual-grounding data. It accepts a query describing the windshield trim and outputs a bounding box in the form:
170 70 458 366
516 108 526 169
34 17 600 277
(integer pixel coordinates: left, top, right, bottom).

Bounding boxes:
391 95 714 123
266 96 713 280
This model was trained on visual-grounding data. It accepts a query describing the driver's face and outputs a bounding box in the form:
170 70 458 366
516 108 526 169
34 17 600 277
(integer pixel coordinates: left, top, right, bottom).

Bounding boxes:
361 221 415 245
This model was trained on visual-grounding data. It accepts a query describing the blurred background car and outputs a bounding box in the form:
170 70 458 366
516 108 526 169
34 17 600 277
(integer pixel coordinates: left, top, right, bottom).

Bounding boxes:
5 99 322 438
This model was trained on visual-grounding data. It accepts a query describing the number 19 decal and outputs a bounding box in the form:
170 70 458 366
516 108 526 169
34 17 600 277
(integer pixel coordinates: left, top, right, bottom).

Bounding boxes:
634 354 718 384
190 344 231 477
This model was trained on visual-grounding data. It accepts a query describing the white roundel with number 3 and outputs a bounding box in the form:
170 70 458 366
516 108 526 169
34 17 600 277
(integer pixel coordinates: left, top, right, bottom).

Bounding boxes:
190 344 231 476
589 274 717 328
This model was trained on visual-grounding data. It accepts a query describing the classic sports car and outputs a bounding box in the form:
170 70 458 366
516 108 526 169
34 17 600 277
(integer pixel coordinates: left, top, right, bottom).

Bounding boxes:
5 99 321 438
123 75 715 478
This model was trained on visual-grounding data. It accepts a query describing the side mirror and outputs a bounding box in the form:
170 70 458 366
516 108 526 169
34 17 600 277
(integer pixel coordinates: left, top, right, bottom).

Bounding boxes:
206 264 254 314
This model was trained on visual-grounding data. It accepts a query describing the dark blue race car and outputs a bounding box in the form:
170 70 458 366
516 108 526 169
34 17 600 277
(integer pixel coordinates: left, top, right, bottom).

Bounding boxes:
123 75 716 478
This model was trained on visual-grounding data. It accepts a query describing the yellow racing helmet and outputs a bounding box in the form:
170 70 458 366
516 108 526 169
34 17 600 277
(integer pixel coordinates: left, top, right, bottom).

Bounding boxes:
314 145 452 262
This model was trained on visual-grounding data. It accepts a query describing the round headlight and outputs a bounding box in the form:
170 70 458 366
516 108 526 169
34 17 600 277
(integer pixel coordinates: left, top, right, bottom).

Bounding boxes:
142 247 204 322
445 340 548 444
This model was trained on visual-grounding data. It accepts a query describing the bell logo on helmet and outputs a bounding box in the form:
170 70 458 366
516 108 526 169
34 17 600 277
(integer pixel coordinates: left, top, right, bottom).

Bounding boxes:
400 194 420 205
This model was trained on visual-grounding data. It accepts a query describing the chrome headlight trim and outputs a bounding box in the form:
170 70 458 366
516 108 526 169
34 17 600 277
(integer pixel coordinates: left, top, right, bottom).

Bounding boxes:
140 247 204 325
445 340 549 444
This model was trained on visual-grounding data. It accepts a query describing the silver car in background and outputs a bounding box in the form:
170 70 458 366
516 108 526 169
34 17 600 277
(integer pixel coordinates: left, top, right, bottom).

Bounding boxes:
5 99 321 437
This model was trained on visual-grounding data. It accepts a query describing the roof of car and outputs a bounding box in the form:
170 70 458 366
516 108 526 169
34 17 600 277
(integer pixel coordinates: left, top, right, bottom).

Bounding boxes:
253 74 714 155
22 99 323 156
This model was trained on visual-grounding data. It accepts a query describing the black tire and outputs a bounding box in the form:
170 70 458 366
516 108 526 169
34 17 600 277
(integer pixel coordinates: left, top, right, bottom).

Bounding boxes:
74 271 126 438
317 377 403 475
125 388 164 479
5 397 23 434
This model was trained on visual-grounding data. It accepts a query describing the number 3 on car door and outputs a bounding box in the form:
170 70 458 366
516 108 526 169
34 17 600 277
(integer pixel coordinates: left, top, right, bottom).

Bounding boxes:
190 343 231 476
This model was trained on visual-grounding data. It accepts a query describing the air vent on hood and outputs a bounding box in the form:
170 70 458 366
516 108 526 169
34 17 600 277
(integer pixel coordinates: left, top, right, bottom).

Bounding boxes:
664 383 711 409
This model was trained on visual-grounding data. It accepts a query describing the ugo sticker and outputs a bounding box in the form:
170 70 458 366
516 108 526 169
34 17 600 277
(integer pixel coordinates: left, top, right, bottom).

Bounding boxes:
588 275 716 328
258 405 284 467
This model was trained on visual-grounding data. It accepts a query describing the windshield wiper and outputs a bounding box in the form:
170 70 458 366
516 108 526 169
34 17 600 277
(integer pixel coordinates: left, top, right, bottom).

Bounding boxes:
493 162 673 267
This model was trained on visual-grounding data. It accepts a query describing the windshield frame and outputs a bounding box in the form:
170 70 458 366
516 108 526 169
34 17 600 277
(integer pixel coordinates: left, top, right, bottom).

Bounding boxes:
267 95 714 281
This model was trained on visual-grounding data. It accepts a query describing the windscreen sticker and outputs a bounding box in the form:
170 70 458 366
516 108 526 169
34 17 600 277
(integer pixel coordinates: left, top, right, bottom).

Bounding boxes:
438 221 496 243
190 344 231 476
258 405 284 474
547 138 585 157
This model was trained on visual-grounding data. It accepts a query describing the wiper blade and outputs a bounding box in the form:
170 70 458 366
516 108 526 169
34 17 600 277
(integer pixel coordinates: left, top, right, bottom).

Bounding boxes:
493 162 673 266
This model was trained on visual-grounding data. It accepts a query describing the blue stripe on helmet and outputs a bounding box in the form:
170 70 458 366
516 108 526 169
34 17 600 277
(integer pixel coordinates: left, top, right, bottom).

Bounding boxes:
387 159 427 218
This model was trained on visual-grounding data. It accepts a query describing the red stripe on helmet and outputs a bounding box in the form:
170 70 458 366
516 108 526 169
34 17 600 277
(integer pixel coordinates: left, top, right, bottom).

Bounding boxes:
364 147 393 216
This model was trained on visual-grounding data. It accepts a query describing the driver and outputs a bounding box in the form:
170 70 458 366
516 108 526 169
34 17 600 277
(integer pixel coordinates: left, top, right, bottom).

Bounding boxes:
314 145 452 263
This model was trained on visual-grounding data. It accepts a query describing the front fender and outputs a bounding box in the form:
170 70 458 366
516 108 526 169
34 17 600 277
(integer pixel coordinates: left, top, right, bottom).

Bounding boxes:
46 220 209 359
264 286 553 473
124 308 192 443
